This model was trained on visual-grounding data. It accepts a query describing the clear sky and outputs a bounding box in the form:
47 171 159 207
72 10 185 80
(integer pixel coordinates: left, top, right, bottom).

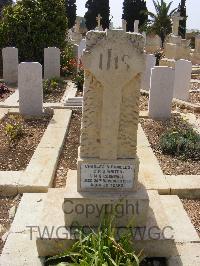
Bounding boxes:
76 0 200 30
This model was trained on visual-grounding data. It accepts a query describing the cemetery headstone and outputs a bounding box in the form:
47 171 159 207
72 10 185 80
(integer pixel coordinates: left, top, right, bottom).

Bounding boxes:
44 47 60 79
141 54 156 91
145 34 161 53
78 39 86 66
174 59 192 102
96 14 103 31
191 35 200 65
75 18 81 33
195 34 200 53
78 29 145 192
134 20 139 33
63 29 149 228
122 19 127 32
18 62 43 116
148 66 174 120
171 12 184 36
2 47 18 84
160 13 190 67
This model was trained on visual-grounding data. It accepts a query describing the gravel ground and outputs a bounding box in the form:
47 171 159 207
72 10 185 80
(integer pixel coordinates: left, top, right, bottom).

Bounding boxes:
181 199 200 237
0 195 21 255
0 114 51 171
191 81 200 91
53 110 81 188
43 82 68 103
140 115 200 175
189 91 200 104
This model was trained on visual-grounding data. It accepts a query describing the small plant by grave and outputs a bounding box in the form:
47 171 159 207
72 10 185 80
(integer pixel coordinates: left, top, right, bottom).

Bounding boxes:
45 214 143 266
4 115 24 145
0 82 10 97
61 43 77 77
43 77 65 95
160 126 200 160
73 68 84 92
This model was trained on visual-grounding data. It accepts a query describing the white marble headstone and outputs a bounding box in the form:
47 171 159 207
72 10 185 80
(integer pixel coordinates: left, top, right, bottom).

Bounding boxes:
2 47 18 84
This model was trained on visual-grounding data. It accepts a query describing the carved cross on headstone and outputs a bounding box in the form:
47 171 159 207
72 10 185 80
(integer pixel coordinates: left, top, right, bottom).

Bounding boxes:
171 12 183 36
134 20 139 33
96 14 102 30
122 19 127 32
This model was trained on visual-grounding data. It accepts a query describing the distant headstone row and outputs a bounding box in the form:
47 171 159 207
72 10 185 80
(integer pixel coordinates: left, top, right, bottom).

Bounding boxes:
147 60 192 120
2 47 60 84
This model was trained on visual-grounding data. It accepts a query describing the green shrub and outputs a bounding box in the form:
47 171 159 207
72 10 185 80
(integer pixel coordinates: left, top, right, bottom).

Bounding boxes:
160 127 200 160
5 115 23 144
73 68 84 92
43 77 64 95
0 0 67 63
45 215 143 266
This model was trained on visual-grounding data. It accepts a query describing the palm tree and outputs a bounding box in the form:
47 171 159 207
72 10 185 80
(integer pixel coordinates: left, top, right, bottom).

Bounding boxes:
148 0 177 46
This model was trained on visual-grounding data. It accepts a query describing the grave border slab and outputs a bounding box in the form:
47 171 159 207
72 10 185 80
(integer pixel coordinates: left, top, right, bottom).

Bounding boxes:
0 108 72 196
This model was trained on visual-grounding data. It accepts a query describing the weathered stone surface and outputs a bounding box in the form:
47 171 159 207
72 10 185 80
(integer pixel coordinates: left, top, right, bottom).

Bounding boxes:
18 62 43 116
77 30 145 192
145 34 161 53
80 30 145 160
2 47 18 84
174 59 192 101
148 66 175 120
44 47 60 79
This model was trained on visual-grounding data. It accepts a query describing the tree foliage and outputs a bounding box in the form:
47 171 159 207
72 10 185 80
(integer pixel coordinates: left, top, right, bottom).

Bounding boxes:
65 0 76 29
148 0 177 45
0 0 67 63
84 0 110 30
122 0 148 32
178 0 187 39
0 0 12 16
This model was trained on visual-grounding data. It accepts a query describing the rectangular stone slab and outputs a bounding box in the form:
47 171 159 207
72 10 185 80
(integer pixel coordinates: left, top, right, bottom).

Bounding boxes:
77 155 139 192
64 170 149 227
36 186 175 257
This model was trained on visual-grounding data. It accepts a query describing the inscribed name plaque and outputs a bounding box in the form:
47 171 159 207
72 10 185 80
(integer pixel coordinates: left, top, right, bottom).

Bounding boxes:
80 163 134 189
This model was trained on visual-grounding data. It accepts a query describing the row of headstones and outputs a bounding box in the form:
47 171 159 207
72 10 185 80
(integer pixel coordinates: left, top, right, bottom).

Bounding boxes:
142 55 192 100
143 54 192 119
1 47 61 84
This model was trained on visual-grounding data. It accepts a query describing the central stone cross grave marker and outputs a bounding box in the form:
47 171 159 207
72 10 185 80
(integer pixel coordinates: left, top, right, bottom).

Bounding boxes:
78 30 144 191
64 29 149 227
